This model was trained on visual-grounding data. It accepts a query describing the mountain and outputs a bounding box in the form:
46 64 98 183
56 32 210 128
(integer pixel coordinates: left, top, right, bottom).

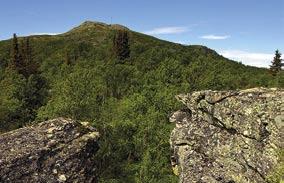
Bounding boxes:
0 21 283 183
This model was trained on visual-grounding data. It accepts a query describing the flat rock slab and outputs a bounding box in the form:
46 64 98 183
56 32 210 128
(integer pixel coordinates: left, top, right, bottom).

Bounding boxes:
0 118 99 183
170 88 283 183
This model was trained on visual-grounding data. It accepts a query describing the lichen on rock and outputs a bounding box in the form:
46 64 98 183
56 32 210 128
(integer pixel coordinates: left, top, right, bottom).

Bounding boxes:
0 118 99 183
170 88 284 183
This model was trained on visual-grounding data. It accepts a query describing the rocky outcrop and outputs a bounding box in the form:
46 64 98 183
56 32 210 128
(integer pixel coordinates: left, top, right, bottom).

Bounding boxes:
170 88 283 183
0 118 99 183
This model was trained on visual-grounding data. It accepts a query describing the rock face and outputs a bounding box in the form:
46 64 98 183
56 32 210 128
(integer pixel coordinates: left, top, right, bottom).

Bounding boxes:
0 118 99 183
170 88 283 183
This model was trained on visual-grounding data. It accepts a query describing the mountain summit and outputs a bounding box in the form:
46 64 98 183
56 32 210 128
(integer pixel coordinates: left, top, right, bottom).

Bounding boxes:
67 20 129 34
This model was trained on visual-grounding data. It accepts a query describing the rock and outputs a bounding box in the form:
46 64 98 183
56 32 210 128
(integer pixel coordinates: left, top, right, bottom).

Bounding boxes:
170 88 284 183
58 174 67 182
0 118 99 183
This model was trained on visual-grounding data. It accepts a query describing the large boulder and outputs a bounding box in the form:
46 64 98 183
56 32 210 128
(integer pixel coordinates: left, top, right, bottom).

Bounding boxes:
0 118 99 183
170 88 283 183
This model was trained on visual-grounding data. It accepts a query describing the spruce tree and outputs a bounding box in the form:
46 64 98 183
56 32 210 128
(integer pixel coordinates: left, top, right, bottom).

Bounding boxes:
10 33 23 71
23 37 32 66
270 50 282 75
20 39 28 77
25 37 32 63
113 30 130 61
24 37 38 77
20 39 26 63
17 37 38 77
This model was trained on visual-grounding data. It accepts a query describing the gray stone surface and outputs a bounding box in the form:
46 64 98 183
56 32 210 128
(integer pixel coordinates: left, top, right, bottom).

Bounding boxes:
0 118 99 183
170 88 283 183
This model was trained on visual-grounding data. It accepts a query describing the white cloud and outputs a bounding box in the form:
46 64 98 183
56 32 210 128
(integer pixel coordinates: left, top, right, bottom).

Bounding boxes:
200 34 230 40
144 26 188 35
219 50 274 68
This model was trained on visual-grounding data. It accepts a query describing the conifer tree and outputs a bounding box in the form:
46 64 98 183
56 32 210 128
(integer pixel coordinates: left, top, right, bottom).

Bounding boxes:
10 33 23 71
9 34 36 77
20 39 26 63
25 37 32 62
64 51 72 65
24 37 38 77
113 30 130 60
23 37 32 65
270 50 283 75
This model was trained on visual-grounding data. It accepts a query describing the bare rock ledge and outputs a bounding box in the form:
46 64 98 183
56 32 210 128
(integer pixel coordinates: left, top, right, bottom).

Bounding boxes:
170 88 283 183
0 118 99 183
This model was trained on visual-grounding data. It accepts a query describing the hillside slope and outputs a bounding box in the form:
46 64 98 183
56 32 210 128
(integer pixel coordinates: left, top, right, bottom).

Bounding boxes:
0 21 282 183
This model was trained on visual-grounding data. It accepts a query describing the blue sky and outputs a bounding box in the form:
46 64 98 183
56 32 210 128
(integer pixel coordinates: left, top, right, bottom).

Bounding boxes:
1 0 283 67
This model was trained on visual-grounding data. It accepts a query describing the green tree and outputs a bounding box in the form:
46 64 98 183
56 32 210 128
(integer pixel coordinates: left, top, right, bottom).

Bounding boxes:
0 70 26 131
0 36 47 131
270 50 283 76
10 34 24 73
38 67 106 120
26 38 37 74
22 74 47 122
21 37 38 77
113 30 130 61
9 35 38 78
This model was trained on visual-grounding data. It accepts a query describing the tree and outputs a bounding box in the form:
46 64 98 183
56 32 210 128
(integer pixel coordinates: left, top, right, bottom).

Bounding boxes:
270 50 283 75
37 68 106 120
64 51 72 65
0 70 26 131
22 37 38 77
9 35 37 78
113 30 130 61
24 37 32 64
10 34 24 72
0 35 47 131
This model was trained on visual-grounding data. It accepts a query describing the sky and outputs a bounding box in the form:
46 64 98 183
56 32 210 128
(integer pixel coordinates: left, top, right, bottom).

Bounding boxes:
0 0 283 68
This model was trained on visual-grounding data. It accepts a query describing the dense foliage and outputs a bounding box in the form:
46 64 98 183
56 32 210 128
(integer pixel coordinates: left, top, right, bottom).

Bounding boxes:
0 34 46 131
113 29 130 61
0 22 283 182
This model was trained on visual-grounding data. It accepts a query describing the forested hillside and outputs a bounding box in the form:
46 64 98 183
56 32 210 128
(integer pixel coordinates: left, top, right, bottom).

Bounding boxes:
0 21 282 183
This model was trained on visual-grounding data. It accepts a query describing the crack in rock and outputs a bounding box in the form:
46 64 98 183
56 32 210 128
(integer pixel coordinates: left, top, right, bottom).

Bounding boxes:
170 88 283 183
